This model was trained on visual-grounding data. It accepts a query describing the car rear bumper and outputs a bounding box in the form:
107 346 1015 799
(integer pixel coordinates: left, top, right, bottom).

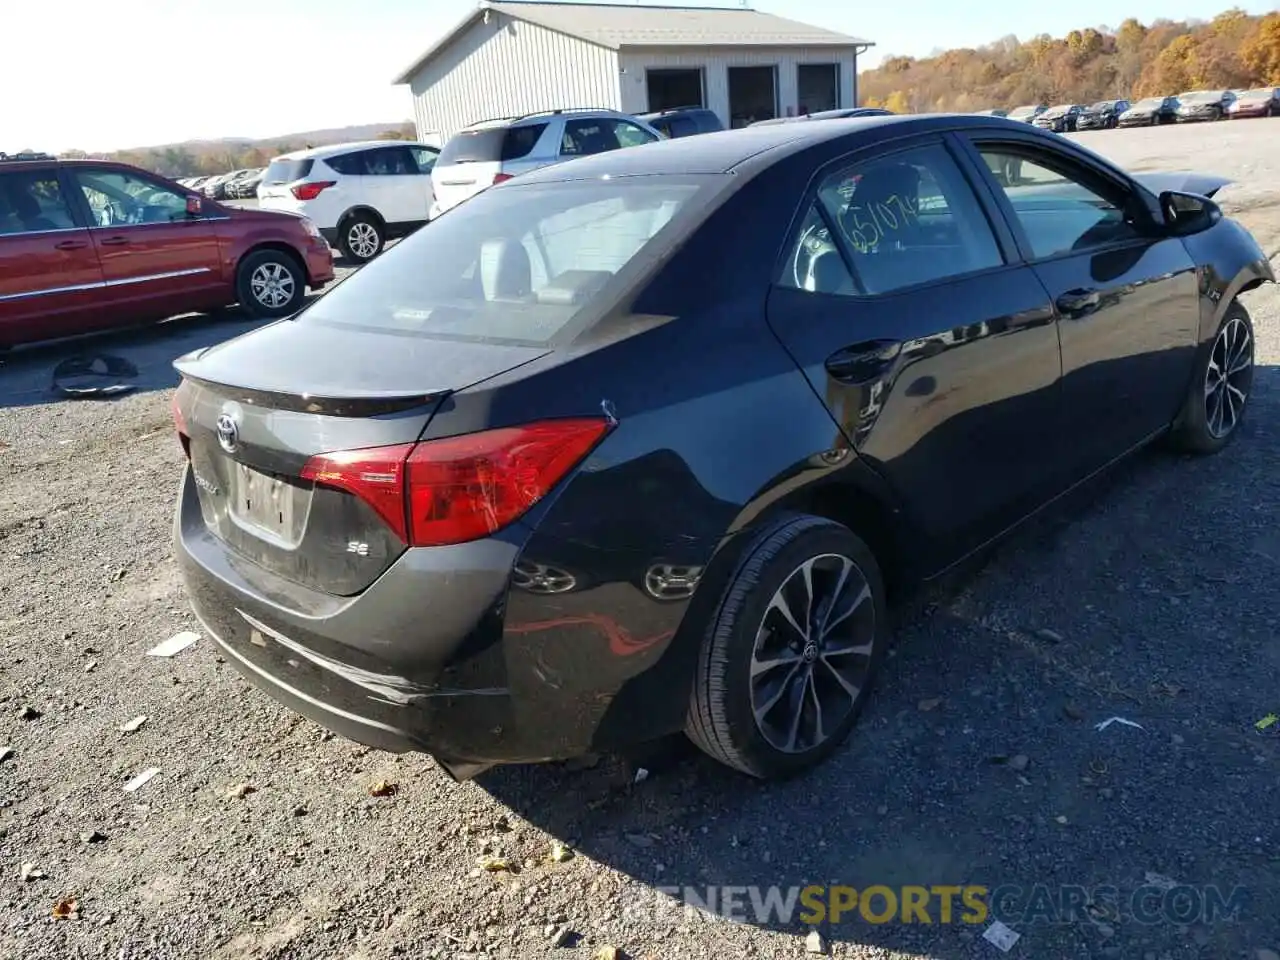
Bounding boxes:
174 465 699 773
304 238 335 287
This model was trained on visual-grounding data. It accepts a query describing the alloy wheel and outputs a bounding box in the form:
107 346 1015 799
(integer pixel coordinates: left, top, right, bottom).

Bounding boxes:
749 553 876 753
249 262 296 309
1204 315 1252 439
348 222 380 259
512 561 577 594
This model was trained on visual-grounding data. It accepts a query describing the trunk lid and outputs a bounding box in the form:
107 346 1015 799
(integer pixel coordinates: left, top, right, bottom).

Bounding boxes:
174 318 550 596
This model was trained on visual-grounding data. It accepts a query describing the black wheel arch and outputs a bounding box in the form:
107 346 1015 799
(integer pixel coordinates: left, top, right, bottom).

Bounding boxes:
238 242 307 283
337 205 386 232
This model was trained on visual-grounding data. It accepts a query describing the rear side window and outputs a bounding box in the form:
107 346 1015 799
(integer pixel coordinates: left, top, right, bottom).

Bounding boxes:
500 124 548 161
667 116 697 137
326 152 366 176
0 171 78 235
299 177 715 345
263 158 315 184
780 143 1004 297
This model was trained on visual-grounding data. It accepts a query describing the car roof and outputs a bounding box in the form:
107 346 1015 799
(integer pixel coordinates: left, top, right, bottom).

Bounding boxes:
462 108 631 131
273 140 431 161
509 113 1035 183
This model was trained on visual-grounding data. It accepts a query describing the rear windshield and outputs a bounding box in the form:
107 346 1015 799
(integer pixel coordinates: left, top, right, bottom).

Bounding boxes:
438 123 548 165
299 177 718 346
263 158 314 184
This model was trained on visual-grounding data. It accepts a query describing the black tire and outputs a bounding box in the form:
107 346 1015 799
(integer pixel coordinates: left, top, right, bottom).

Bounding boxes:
685 515 889 779
1167 300 1254 455
338 213 384 263
235 249 306 319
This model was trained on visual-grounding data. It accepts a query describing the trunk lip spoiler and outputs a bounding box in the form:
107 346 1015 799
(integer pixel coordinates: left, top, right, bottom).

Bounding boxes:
175 370 447 418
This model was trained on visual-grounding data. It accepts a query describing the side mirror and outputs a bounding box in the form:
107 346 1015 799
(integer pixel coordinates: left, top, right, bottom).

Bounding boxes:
185 195 203 217
1158 190 1220 236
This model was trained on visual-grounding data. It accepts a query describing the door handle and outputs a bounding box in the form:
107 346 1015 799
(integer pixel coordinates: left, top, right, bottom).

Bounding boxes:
54 239 89 250
99 236 130 246
1056 288 1101 316
824 339 902 384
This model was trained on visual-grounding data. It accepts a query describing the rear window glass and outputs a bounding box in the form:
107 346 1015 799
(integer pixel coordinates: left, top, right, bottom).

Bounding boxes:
263 158 314 184
299 177 717 346
438 124 548 165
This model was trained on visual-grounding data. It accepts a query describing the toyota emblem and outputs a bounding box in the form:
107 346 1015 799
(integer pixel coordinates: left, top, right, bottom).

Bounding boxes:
215 413 239 453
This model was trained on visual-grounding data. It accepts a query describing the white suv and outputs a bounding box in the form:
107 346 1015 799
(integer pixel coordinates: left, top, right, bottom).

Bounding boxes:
430 109 662 218
257 140 439 263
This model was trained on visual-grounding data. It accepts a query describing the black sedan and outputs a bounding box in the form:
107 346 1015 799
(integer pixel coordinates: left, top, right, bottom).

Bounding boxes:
1118 96 1180 126
1075 99 1131 130
1032 103 1085 132
172 115 1273 782
1176 89 1237 122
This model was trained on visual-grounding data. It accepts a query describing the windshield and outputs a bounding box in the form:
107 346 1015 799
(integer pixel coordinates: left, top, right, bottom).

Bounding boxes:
1090 101 1114 110
297 176 720 346
1007 105 1039 118
1181 91 1222 103
1240 88 1274 100
1042 105 1073 117
1133 98 1163 109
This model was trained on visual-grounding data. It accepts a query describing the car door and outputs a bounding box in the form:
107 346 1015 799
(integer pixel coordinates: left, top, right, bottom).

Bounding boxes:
960 134 1200 477
406 145 439 221
764 136 1063 559
68 166 224 325
0 167 104 345
362 145 429 230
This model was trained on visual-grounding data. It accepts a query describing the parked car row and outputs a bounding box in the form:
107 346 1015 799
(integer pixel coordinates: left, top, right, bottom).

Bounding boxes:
979 87 1279 132
175 168 266 200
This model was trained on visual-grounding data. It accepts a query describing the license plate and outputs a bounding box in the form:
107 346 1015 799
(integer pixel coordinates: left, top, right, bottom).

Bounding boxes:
230 462 296 541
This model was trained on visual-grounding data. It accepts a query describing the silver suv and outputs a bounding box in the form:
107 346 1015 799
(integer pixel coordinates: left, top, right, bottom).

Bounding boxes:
429 108 662 217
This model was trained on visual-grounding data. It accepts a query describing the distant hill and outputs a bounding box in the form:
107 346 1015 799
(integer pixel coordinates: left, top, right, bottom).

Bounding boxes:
58 122 418 178
858 8 1280 114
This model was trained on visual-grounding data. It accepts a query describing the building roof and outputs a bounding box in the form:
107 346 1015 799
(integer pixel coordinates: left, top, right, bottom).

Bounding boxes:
393 2 871 84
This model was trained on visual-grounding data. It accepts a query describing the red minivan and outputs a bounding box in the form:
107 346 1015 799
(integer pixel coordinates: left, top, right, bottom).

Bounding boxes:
0 152 334 349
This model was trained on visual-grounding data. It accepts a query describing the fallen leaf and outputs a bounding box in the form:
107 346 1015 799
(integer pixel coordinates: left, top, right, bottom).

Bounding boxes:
550 841 575 863
119 715 147 734
1257 714 1278 731
51 897 80 920
917 698 942 712
477 855 512 872
369 780 399 798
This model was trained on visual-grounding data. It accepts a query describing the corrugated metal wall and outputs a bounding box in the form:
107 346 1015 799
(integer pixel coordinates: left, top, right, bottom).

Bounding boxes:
618 47 860 125
409 13 621 141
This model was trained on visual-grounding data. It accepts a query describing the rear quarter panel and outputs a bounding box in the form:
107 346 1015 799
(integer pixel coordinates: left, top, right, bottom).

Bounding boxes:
423 155 919 757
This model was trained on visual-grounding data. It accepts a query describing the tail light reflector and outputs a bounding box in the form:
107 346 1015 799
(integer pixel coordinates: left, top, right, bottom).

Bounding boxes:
300 418 610 547
172 394 191 459
492 173 514 185
292 180 336 201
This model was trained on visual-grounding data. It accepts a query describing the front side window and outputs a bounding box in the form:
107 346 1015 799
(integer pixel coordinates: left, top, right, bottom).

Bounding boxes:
611 119 659 148
298 176 715 345
977 147 1141 259
781 143 1003 297
363 147 416 176
72 170 188 227
0 171 78 235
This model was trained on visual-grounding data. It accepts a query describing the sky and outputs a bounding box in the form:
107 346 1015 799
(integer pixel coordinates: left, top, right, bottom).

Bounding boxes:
4 0 1277 153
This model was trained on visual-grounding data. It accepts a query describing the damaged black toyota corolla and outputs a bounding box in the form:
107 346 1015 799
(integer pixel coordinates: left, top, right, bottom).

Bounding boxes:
173 114 1273 781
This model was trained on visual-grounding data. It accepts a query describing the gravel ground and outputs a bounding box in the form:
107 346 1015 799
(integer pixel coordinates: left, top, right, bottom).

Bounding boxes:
2 119 1280 960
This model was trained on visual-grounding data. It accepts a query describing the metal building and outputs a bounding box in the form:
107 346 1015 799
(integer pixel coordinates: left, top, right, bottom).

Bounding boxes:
394 1 872 143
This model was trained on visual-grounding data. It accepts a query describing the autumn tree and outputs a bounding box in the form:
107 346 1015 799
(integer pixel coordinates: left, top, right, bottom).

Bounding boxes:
859 9 1279 113
1241 12 1280 84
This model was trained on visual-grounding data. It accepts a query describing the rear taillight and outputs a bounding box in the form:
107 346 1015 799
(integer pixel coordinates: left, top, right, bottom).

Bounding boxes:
172 394 190 459
492 173 514 186
291 180 336 201
300 418 610 546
